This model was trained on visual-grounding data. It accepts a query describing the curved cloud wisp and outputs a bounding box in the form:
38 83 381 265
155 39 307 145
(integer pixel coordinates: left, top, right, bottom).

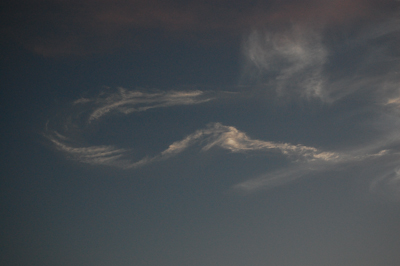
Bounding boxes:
45 87 345 171
46 83 394 198
47 120 341 170
74 88 214 122
46 88 217 167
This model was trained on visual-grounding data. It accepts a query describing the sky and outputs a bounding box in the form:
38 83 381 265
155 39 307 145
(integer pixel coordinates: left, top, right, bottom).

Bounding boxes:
1 0 400 265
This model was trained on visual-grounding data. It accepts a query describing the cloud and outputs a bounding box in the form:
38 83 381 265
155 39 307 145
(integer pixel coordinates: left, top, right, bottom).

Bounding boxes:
242 25 328 99
241 13 400 102
44 87 217 167
45 86 345 170
236 15 400 197
233 149 394 193
3 0 398 56
49 104 400 199
47 118 344 170
48 133 131 168
41 8 400 200
78 88 214 122
162 123 342 161
229 119 400 198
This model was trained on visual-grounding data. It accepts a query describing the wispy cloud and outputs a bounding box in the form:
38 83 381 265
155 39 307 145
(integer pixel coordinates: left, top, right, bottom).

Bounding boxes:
42 10 400 200
45 87 217 167
236 14 400 197
241 15 400 103
242 25 328 99
233 149 394 193
165 123 341 162
46 86 346 168
46 121 343 169
76 88 214 122
48 106 400 199
47 132 130 167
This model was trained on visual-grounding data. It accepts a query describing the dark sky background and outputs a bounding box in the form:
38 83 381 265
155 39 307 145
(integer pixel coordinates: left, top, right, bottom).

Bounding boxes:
2 1 400 265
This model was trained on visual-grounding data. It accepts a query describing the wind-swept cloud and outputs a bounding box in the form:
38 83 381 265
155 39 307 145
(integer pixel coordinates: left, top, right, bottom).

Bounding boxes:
235 13 400 198
48 133 131 168
164 123 342 162
45 11 400 198
46 119 343 170
76 88 214 122
47 95 400 199
41 6 400 201
45 86 344 169
242 25 328 99
233 149 395 193
45 87 217 165
242 14 400 102
162 122 342 161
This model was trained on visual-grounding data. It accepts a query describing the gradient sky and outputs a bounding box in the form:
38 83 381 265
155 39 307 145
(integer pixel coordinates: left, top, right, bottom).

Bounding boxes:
2 1 400 265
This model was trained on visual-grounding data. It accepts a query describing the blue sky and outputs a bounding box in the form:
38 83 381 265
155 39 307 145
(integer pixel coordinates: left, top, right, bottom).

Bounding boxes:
1 0 400 265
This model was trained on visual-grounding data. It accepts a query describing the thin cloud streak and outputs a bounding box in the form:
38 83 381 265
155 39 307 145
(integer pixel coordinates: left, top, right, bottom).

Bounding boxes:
48 133 130 168
47 121 342 169
233 149 394 193
163 123 341 161
233 164 319 192
76 88 214 122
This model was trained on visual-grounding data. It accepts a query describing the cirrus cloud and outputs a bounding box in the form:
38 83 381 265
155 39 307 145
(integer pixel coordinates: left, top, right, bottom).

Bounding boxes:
43 10 400 201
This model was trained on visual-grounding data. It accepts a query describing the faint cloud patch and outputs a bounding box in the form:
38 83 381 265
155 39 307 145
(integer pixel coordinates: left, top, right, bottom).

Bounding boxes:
370 165 400 201
242 25 328 100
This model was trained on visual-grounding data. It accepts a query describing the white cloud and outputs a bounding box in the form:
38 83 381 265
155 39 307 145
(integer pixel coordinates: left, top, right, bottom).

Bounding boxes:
48 132 130 167
234 17 400 199
44 16 400 200
232 145 397 193
47 84 398 197
45 88 217 168
86 88 214 122
242 25 328 99
46 121 344 170
160 123 343 162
